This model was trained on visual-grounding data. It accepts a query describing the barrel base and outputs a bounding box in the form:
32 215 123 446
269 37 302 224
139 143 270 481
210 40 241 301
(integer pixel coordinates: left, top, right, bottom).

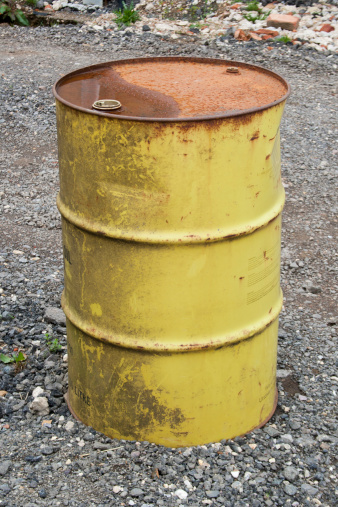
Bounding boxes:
64 317 279 447
64 388 278 446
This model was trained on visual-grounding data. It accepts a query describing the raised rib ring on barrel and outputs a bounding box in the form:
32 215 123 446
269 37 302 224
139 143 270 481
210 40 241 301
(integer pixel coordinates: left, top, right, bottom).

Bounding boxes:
54 57 290 447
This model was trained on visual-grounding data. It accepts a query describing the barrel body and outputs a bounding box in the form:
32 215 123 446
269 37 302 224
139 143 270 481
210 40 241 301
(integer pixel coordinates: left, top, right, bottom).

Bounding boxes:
54 58 289 446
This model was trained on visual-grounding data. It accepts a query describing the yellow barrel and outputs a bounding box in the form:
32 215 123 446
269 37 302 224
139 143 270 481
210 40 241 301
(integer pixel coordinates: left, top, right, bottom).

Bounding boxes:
53 57 290 447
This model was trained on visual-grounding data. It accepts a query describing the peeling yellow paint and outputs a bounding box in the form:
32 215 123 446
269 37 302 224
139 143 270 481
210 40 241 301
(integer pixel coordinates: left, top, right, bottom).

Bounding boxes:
90 303 102 317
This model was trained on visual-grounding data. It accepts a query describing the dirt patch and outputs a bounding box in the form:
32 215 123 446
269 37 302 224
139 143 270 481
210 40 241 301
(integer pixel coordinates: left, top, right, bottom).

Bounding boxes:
281 376 305 397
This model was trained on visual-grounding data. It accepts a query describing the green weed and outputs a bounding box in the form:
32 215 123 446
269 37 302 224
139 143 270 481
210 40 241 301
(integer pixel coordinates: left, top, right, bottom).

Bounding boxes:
188 0 215 21
245 0 261 12
243 0 270 23
275 35 292 43
243 11 269 23
189 22 201 29
0 313 14 320
0 0 29 25
44 333 62 353
0 351 26 364
114 2 140 28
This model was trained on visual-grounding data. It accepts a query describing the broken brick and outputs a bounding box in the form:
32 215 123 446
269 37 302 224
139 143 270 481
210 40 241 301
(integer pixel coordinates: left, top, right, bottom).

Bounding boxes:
320 24 335 33
234 29 251 41
261 34 276 40
267 14 300 31
255 28 279 37
249 32 263 41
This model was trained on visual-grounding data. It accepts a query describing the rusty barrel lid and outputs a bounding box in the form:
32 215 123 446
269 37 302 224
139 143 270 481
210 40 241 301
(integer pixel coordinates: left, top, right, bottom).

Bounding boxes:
53 57 290 122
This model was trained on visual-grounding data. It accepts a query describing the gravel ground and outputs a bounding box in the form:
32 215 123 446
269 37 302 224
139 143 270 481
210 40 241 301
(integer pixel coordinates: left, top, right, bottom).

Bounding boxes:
31 0 338 53
0 18 338 507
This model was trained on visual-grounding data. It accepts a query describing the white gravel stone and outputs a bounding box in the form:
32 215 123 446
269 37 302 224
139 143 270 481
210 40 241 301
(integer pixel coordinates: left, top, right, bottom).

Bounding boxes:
65 421 75 432
174 489 188 500
29 397 49 416
32 386 44 398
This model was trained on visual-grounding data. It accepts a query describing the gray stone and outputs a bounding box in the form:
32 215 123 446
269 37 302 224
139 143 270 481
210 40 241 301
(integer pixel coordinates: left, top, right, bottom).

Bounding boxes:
231 481 242 490
289 420 301 430
301 484 318 496
206 490 220 498
44 306 66 326
83 0 103 6
296 436 316 447
93 442 110 450
281 434 294 444
0 483 10 494
277 369 293 379
264 426 279 438
309 286 322 294
283 466 299 482
284 483 297 496
39 489 47 498
12 400 26 412
317 434 337 443
130 488 144 497
44 360 56 369
69 4 87 11
41 446 54 455
1 311 13 321
0 461 11 476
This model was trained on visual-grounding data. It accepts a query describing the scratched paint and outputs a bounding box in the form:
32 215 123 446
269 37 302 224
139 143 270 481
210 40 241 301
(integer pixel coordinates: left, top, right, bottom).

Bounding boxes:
54 57 289 446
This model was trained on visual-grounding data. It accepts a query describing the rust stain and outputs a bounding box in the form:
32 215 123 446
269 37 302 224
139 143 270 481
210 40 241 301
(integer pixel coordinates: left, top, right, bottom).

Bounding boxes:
263 250 271 261
55 58 288 120
115 61 286 118
250 130 260 141
173 431 189 437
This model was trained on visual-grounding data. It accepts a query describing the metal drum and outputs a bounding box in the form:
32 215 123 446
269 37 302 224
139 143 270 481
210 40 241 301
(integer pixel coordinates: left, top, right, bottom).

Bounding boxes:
53 58 290 447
